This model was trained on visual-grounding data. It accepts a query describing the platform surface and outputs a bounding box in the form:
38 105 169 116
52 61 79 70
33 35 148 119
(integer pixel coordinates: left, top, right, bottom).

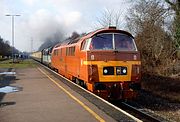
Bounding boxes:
0 67 117 122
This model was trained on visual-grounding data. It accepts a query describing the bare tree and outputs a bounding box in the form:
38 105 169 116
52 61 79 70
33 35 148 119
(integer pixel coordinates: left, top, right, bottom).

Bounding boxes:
165 0 180 59
95 9 123 29
126 0 176 75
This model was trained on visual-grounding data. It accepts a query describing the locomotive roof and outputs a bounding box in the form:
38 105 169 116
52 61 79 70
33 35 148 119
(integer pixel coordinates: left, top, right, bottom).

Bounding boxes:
53 34 86 48
88 27 134 38
53 27 133 49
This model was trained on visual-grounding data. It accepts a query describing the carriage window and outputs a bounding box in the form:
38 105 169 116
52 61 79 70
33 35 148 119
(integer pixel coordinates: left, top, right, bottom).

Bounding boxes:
114 34 136 51
90 34 113 50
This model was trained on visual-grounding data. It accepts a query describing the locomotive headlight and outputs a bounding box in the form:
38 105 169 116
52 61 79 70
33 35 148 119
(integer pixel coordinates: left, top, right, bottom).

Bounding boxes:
104 69 108 74
103 67 114 75
122 69 127 74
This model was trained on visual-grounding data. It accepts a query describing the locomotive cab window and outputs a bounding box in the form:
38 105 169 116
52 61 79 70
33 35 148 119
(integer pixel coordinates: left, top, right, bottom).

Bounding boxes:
90 34 113 50
88 33 137 51
114 34 136 51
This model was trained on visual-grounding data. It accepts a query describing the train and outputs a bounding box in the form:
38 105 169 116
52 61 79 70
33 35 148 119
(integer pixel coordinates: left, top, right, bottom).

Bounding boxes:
31 27 141 100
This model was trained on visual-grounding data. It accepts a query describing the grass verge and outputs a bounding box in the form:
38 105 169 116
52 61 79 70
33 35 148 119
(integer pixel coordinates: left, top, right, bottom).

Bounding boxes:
0 59 37 68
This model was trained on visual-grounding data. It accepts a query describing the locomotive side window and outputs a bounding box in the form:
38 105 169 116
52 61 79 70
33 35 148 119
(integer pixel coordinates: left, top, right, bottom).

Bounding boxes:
66 48 69 56
70 46 75 56
114 34 136 51
66 46 76 56
54 49 58 56
81 38 91 50
90 34 113 50
57 48 63 56
60 48 62 56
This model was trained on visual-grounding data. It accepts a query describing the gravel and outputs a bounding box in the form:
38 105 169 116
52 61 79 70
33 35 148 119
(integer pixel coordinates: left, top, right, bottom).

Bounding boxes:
127 90 180 122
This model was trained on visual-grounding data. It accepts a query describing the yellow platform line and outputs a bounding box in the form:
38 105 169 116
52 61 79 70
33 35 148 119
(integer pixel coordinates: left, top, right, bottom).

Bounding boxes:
38 67 105 122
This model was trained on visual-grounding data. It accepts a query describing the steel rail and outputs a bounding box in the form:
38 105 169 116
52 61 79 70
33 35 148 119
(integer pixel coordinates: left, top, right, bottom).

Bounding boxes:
120 102 165 122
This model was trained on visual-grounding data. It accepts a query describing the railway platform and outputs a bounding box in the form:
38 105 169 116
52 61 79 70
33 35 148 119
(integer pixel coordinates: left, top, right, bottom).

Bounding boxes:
0 64 140 122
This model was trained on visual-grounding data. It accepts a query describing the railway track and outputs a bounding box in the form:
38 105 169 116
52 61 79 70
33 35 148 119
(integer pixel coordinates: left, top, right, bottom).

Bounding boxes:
37 61 167 122
114 101 166 122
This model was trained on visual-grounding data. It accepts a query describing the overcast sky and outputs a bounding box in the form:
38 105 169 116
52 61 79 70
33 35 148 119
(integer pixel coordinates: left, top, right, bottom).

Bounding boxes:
0 0 130 52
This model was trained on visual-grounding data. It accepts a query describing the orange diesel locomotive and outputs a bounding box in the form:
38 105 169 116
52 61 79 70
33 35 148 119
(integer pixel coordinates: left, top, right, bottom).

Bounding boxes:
51 27 141 100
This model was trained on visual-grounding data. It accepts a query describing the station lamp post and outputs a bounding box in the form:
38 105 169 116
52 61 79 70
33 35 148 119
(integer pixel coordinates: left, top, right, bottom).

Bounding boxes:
5 14 20 63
